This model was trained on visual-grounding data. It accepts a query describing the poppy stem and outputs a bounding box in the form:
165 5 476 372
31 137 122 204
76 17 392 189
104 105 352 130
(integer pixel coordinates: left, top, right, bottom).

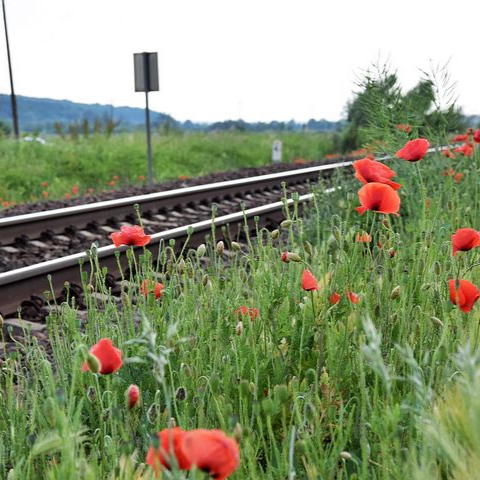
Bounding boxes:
461 261 480 278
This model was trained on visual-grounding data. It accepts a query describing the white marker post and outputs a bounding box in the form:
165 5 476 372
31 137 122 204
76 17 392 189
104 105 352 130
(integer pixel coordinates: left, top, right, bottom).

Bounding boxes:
272 140 282 164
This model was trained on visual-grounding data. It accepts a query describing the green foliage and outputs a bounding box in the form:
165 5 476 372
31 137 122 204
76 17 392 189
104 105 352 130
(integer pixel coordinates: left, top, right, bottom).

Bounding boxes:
0 131 334 205
340 62 466 152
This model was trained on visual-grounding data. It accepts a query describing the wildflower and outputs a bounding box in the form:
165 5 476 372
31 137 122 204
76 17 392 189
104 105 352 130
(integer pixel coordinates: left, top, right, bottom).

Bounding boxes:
138 175 146 181
301 269 318 291
141 279 164 299
474 129 480 143
356 232 372 243
451 228 480 256
108 180 116 187
397 123 412 133
441 168 455 177
178 175 190 180
281 251 290 263
113 175 119 181
110 225 151 247
454 173 464 183
2 201 10 208
355 182 401 216
82 338 123 374
454 142 474 157
294 158 307 165
64 193 71 200
40 181 48 187
452 133 469 142
183 429 240 480
442 148 456 159
329 292 341 305
126 384 140 409
146 428 192 474
449 279 480 313
395 138 430 162
71 185 79 195
235 306 259 320
42 191 49 199
353 158 401 190
346 291 360 304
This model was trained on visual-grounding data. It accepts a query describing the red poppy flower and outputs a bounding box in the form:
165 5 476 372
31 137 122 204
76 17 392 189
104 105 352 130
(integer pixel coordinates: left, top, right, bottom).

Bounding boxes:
141 279 164 299
454 142 474 157
82 338 123 374
355 182 401 216
235 306 259 319
329 292 341 305
441 168 455 177
281 251 290 263
397 123 412 133
146 428 192 474
110 225 151 247
442 148 456 159
395 138 430 162
183 429 240 480
451 228 480 256
454 173 464 183
346 291 360 304
126 384 140 409
474 130 480 144
301 269 318 291
449 279 480 313
356 232 372 243
353 158 401 190
452 134 469 142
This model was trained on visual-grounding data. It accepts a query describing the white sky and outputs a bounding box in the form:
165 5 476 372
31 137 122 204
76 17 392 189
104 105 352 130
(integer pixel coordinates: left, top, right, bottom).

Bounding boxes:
0 0 479 123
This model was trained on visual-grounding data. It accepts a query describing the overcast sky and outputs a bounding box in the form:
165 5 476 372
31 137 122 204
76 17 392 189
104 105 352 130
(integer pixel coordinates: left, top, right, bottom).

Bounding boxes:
0 0 479 123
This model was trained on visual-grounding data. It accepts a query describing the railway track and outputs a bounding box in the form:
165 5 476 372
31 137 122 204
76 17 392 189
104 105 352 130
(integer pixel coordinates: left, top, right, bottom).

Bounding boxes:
0 144 449 356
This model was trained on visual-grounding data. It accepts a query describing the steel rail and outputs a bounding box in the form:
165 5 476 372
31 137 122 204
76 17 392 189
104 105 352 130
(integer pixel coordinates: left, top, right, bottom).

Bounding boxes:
0 161 351 245
0 192 329 316
0 143 450 246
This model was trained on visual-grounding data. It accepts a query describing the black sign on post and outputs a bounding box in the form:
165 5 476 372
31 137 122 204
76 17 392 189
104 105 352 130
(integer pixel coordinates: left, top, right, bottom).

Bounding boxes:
134 52 159 185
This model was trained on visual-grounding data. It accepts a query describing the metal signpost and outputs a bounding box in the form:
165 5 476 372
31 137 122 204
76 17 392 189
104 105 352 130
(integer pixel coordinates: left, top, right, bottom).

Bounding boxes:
134 52 159 184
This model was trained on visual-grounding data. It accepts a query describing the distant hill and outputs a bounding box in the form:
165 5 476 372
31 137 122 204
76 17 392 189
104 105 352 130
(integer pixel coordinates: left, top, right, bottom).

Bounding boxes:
0 94 344 134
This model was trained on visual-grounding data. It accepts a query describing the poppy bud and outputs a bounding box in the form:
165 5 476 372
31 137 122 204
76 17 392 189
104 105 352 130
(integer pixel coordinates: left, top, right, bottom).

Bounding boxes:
287 252 302 262
147 403 159 424
126 384 140 409
430 316 444 327
240 270 248 283
433 261 441 276
262 398 275 416
231 241 242 252
85 352 101 374
43 397 57 427
303 240 313 255
196 243 206 258
202 274 209 287
86 385 96 403
210 374 220 394
175 387 187 401
181 363 192 378
281 251 290 263
216 240 225 256
233 422 243 442
274 384 289 404
390 286 401 300
236 321 243 335
332 226 341 243
271 229 280 239
177 258 186 274
239 380 250 398
281 220 292 228
249 382 256 395
340 451 353 461
0 314 3 328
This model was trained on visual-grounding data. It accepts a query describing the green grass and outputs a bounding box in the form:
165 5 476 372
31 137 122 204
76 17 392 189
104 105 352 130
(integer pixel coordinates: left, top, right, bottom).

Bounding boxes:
1 134 480 478
0 131 334 206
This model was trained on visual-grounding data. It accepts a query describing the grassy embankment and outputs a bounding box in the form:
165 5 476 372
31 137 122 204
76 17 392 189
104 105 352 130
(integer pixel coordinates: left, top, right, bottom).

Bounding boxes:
0 131 334 207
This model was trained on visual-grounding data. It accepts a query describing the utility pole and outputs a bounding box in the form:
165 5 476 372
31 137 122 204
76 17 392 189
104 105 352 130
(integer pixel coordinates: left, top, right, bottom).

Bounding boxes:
2 0 19 138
